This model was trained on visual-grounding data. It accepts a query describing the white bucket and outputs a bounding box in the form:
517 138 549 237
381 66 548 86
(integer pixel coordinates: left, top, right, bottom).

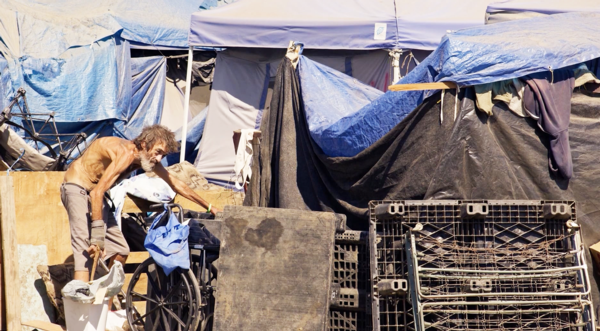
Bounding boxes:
63 296 110 331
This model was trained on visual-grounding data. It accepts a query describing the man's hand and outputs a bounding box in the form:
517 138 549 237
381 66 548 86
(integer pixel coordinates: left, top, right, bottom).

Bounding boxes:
209 207 219 216
86 244 106 259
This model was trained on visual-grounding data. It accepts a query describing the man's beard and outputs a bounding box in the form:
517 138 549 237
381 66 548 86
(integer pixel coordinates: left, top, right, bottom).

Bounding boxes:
140 153 156 172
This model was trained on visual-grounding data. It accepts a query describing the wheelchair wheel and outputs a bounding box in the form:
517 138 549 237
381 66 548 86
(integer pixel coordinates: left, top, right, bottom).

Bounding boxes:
125 257 201 331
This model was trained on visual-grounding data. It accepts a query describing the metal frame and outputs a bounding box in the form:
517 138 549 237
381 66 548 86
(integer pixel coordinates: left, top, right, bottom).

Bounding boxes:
1 88 88 169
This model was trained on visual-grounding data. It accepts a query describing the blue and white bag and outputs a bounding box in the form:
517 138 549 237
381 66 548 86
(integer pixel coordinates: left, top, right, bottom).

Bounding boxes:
144 207 190 276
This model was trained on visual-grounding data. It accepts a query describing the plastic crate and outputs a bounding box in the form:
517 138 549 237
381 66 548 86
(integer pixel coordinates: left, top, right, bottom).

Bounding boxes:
329 231 372 331
369 200 594 331
329 310 371 331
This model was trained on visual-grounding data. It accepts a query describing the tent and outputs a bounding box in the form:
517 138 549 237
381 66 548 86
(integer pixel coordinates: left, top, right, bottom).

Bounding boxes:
0 0 214 158
189 0 493 50
486 0 600 24
305 11 600 157
185 0 494 184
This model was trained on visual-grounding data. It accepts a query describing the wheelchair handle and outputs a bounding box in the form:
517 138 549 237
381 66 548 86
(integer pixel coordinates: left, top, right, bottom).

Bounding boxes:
149 203 185 224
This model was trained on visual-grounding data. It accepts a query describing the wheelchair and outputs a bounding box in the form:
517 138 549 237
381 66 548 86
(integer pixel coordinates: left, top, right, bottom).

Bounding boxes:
125 203 220 331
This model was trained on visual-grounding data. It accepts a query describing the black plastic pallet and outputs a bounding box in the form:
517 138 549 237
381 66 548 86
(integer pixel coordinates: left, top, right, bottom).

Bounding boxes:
329 230 372 331
329 310 370 331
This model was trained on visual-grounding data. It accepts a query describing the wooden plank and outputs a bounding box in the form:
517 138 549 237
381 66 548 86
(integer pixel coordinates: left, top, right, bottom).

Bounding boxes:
0 176 21 331
124 273 147 295
127 251 150 264
132 301 146 317
388 81 457 91
21 320 64 331
122 189 242 214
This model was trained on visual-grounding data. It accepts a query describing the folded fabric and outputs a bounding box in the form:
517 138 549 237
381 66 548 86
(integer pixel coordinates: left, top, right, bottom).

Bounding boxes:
523 70 575 179
474 79 526 117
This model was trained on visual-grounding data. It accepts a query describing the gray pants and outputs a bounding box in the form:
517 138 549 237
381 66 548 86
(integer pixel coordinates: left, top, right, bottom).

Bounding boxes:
60 183 130 272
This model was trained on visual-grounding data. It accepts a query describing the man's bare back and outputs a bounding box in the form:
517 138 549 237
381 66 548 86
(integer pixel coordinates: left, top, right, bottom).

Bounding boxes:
64 137 139 192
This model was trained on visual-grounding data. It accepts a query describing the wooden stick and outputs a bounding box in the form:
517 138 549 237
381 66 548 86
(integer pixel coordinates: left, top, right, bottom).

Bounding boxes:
388 81 457 91
89 246 100 282
0 176 21 331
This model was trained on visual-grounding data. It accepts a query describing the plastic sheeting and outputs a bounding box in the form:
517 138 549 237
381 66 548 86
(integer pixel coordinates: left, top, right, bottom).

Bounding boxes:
194 49 393 181
426 12 600 86
245 57 600 306
316 12 600 157
18 37 126 122
189 0 491 51
0 0 206 58
299 56 383 156
1 52 167 159
115 56 166 139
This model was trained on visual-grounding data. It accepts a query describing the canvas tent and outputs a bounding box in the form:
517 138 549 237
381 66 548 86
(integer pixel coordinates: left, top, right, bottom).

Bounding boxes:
185 0 494 184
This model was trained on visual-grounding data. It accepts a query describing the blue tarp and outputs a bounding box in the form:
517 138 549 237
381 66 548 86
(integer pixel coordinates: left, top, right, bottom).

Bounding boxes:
189 0 492 51
307 12 600 157
298 56 383 156
115 56 167 139
18 37 125 122
0 0 217 159
425 12 600 86
0 0 207 56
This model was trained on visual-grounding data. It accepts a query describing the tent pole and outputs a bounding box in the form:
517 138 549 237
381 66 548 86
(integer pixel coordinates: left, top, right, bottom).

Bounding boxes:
180 46 194 163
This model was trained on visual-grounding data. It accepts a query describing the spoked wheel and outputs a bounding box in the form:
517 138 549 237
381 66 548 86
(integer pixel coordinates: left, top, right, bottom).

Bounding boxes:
125 258 201 331
195 262 217 331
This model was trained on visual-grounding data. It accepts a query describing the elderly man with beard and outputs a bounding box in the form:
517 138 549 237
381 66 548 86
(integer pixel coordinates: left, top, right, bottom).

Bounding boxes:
61 125 219 282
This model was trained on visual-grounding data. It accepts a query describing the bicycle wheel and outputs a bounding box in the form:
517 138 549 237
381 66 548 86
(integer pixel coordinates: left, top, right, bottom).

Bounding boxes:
125 257 201 331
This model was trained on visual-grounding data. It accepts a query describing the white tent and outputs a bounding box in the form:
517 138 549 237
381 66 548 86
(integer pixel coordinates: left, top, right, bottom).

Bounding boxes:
183 0 494 184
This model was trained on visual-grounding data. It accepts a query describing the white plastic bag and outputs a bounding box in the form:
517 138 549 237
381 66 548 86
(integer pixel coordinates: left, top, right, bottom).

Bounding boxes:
61 262 126 331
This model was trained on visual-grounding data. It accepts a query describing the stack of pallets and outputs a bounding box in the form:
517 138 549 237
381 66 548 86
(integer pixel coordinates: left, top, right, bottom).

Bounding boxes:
369 200 594 331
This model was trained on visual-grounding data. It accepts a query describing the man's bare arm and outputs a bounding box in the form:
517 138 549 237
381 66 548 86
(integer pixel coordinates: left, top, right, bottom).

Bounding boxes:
153 163 219 215
89 151 134 220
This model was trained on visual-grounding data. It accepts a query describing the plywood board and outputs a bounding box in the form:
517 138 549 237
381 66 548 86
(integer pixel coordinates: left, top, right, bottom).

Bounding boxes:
12 172 70 265
1 176 22 331
122 190 242 213
213 206 339 331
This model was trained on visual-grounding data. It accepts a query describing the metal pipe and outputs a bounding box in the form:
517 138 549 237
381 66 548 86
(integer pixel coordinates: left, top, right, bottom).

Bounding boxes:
180 46 194 163
419 272 577 280
422 308 583 314
418 265 586 274
421 299 592 307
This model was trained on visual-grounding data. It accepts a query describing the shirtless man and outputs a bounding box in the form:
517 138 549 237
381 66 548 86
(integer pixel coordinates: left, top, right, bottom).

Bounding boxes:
61 125 219 282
